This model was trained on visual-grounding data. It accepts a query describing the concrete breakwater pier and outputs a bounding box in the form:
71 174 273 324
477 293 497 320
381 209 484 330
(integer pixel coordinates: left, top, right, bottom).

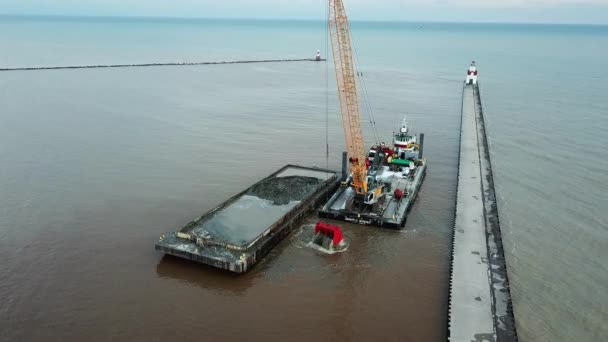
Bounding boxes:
448 80 518 341
0 58 325 72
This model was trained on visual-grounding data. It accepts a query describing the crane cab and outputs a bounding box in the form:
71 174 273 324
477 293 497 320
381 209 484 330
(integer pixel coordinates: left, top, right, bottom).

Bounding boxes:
465 61 478 85
364 187 384 205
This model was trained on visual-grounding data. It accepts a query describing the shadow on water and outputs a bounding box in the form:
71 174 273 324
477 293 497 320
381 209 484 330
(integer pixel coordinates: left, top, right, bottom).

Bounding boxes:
153 223 323 293
155 255 256 295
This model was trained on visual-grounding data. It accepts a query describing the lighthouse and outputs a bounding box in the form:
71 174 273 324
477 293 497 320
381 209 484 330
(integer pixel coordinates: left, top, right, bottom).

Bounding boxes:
465 61 478 85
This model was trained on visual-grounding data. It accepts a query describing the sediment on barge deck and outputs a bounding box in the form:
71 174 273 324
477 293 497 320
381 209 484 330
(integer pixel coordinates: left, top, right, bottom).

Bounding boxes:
448 82 518 342
155 165 339 273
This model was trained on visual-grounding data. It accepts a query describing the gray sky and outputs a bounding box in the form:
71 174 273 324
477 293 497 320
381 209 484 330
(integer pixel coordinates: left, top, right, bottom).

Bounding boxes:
2 0 608 24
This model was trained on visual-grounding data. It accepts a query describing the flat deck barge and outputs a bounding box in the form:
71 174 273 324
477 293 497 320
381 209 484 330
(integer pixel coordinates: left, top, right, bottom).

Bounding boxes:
319 159 426 229
155 165 339 273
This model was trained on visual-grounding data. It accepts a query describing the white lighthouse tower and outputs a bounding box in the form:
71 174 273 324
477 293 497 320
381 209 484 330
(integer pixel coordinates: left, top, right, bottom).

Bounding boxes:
465 61 478 85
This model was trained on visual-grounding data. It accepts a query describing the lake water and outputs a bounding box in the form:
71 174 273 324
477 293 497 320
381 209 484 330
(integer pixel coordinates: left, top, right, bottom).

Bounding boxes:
0 16 606 341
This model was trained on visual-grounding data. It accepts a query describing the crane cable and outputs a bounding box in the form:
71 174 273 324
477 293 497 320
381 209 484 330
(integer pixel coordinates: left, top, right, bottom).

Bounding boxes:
352 41 380 145
325 0 330 172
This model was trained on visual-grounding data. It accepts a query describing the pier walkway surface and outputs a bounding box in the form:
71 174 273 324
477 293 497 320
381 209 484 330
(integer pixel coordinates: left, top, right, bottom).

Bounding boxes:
0 58 325 72
448 84 517 342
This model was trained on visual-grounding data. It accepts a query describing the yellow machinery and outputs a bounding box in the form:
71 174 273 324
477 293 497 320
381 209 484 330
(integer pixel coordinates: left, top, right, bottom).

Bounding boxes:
328 0 383 204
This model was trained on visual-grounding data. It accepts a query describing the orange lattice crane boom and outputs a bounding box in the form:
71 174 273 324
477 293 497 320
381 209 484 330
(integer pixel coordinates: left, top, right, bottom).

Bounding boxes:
329 0 371 196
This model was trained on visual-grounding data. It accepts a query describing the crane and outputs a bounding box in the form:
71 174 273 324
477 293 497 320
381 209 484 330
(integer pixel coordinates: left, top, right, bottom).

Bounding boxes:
328 0 383 205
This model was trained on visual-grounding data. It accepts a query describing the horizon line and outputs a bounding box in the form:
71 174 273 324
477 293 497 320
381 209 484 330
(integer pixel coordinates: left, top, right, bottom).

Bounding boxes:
1 13 607 27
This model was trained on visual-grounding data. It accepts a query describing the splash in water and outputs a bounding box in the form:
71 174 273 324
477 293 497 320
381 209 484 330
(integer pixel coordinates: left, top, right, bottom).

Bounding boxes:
307 239 349 254
308 222 349 254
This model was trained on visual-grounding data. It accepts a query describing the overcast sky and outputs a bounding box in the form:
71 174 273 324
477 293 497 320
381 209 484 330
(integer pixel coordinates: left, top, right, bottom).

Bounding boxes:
2 0 607 24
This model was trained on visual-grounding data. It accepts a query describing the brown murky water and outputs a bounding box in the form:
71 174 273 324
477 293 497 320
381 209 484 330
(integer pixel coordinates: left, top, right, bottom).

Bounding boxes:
0 62 460 341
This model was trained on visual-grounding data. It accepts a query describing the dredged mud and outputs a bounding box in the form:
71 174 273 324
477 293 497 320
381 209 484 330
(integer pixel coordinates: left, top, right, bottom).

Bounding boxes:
248 176 323 205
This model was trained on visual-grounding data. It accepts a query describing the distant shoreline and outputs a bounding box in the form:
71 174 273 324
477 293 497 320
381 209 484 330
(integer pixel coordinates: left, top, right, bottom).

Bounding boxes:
0 14 606 27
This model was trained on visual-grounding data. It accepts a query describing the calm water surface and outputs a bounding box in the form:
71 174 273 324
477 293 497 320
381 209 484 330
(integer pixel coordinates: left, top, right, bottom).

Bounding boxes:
0 17 606 341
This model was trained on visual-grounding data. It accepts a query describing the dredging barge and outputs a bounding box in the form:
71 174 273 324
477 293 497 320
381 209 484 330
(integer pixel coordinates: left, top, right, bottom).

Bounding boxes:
316 0 426 229
319 119 426 228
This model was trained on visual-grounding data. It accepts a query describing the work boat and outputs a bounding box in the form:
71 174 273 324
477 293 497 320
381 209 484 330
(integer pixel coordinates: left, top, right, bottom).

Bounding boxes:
393 117 419 160
367 117 418 164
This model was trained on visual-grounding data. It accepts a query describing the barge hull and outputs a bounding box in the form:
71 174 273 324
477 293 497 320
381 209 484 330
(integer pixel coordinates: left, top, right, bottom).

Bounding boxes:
319 162 426 229
155 165 339 273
